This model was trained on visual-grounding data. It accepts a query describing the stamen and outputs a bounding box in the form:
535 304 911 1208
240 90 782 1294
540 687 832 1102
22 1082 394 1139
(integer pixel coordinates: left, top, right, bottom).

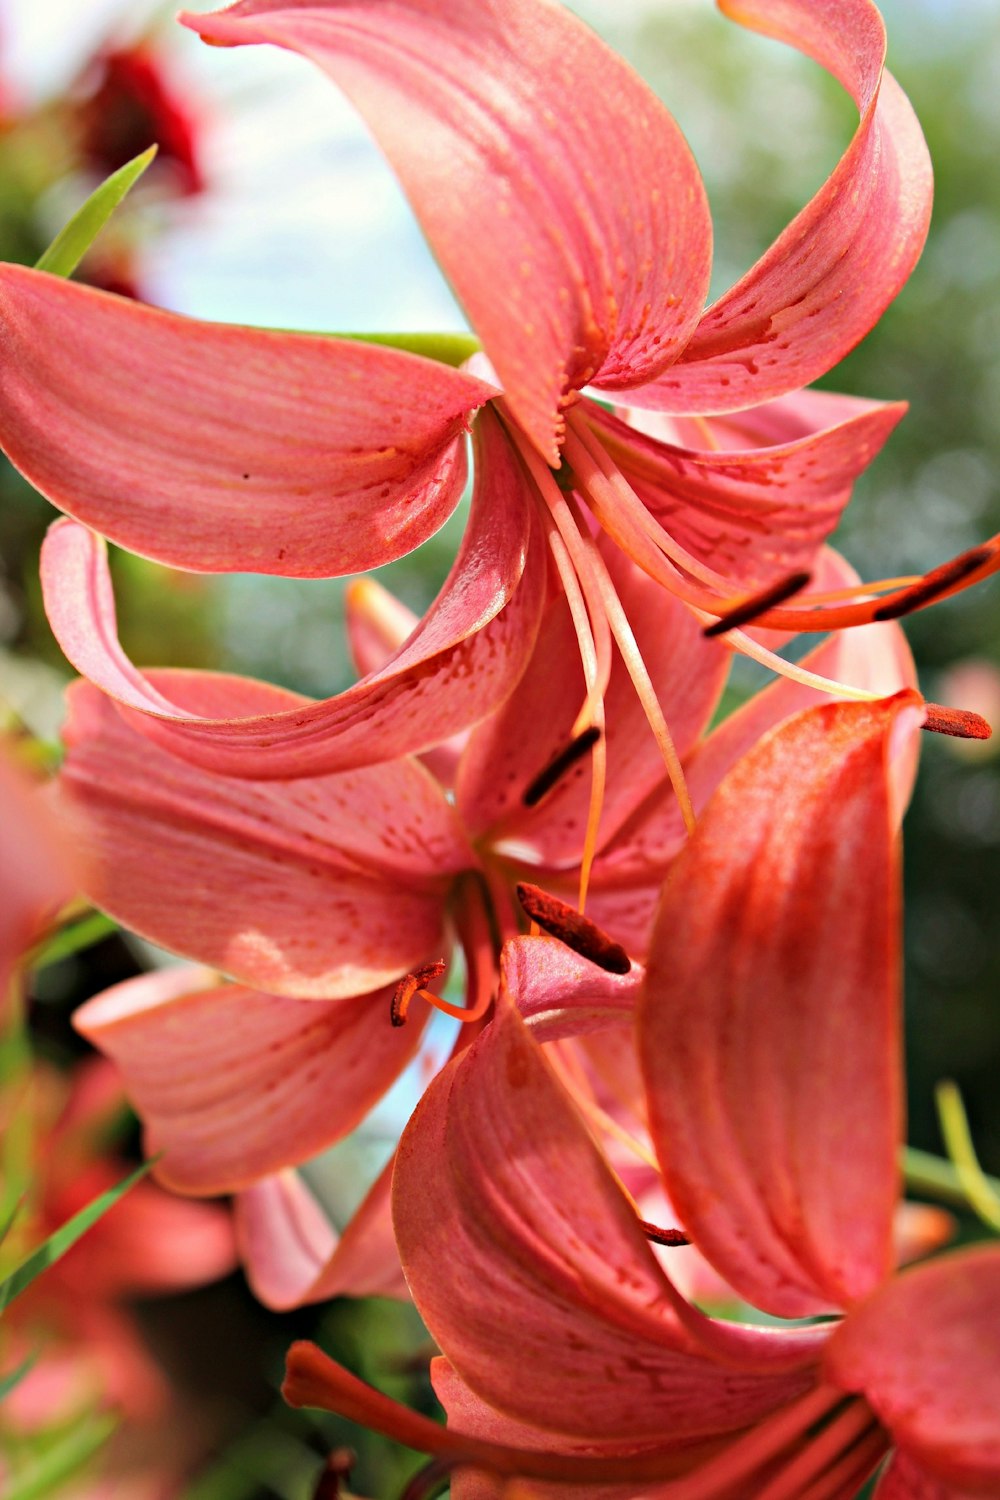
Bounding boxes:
923 703 992 740
522 726 602 807
516 883 631 975
797 1429 887 1500
753 1400 879 1500
639 1219 690 1247
703 571 812 636
390 961 447 1027
312 1449 357 1500
872 544 995 620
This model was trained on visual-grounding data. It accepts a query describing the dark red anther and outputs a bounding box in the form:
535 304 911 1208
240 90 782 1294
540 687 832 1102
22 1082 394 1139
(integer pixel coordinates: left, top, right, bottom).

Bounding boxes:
522 725 602 807
923 704 993 741
703 570 812 637
639 1219 690 1248
390 960 447 1028
516 883 631 975
873 545 995 621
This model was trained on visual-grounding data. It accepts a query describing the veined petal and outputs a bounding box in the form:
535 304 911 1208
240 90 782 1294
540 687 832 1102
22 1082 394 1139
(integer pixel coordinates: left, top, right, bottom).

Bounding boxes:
180 0 712 464
588 395 906 586
58 677 468 996
393 1001 814 1446
628 0 932 413
0 265 492 575
75 966 428 1193
236 1160 406 1310
826 1246 1000 1493
640 696 918 1318
42 408 544 777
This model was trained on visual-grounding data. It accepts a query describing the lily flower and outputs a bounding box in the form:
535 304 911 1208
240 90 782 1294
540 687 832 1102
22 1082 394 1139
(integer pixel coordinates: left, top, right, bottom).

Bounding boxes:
10 0 990 815
282 694 1000 1499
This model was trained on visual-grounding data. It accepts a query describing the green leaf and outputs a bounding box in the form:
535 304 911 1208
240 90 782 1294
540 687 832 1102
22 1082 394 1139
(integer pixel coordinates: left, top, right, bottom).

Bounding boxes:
34 146 157 279
5 1410 118 1500
0 1351 37 1402
29 911 118 973
0 1159 153 1314
337 330 481 367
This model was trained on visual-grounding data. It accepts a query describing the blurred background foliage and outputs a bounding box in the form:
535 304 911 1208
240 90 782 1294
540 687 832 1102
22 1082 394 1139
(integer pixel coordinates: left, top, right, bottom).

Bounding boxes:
1 0 999 1495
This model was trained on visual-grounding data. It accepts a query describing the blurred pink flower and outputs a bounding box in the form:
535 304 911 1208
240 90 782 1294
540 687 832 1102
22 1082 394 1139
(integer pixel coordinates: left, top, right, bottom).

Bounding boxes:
0 740 74 1010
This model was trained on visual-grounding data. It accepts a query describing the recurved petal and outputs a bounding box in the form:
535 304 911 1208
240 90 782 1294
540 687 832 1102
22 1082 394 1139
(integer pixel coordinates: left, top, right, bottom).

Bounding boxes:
501 935 642 1041
587 395 906 587
627 0 932 413
180 0 712 464
236 1160 407 1310
42 408 544 778
58 678 467 997
393 1001 814 1446
826 1246 1000 1494
640 696 918 1319
0 265 491 576
75 966 428 1193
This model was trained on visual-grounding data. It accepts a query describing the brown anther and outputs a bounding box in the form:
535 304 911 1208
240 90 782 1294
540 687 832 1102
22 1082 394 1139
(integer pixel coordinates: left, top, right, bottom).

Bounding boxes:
516 882 631 975
703 570 812 637
522 726 602 807
923 704 993 741
390 960 447 1028
313 1449 357 1500
639 1219 690 1248
873 544 995 621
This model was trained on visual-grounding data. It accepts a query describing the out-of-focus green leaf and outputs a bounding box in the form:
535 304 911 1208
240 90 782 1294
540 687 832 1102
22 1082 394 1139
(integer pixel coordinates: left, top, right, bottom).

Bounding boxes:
34 145 157 279
5 1410 118 1500
29 911 118 973
338 330 480 367
0 1350 37 1402
0 1159 152 1314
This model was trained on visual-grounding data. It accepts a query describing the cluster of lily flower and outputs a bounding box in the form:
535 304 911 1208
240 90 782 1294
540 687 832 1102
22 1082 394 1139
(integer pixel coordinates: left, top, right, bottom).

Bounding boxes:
2 0 999 1495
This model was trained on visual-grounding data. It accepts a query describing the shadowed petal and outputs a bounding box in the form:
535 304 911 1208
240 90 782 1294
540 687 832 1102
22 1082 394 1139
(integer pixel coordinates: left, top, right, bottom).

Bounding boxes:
0 265 492 575
394 1001 815 1446
58 677 468 996
75 966 429 1193
641 696 920 1318
180 0 712 463
587 396 906 586
826 1246 1000 1493
42 408 545 778
874 1451 982 1499
629 0 932 412
236 1160 406 1310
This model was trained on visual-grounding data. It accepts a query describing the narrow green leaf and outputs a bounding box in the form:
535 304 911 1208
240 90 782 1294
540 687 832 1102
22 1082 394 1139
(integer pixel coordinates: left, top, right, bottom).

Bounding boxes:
5 1410 118 1500
29 911 118 973
0 1351 37 1402
0 1159 153 1314
935 1079 1000 1232
337 330 481 367
35 146 157 279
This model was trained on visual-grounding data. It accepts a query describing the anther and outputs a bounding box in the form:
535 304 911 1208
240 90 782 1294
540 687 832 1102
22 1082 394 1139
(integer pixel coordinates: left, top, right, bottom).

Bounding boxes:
872 544 995 621
522 726 602 807
312 1450 357 1500
703 570 812 636
922 704 993 740
516 883 631 974
390 960 447 1027
639 1219 690 1247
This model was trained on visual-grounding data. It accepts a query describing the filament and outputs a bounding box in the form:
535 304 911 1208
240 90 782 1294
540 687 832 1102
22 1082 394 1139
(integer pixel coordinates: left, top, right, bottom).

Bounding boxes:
703 571 812 636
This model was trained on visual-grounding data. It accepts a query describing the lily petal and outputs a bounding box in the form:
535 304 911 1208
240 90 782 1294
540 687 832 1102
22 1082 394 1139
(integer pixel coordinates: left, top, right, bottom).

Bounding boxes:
58 677 468 996
0 265 492 575
0 746 74 1003
587 395 906 585
180 0 712 463
629 0 932 412
825 1245 1000 1493
393 1001 815 1446
42 408 544 778
75 967 428 1193
501 935 642 1042
641 696 918 1318
236 1160 406 1310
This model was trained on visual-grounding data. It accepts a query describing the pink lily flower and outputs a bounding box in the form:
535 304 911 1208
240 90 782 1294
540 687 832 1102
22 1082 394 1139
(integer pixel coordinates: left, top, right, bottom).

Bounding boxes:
0 740 76 1011
10 0 985 805
282 693 1000 1499
69 556 922 1315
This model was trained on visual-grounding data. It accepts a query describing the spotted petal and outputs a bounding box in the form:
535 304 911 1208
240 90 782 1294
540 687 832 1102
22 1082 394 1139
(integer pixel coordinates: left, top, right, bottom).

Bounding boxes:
180 0 712 463
630 0 932 413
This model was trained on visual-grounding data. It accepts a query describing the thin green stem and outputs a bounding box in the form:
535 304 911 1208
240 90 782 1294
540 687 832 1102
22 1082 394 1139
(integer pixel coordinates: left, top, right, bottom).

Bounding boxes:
902 1144 1000 1218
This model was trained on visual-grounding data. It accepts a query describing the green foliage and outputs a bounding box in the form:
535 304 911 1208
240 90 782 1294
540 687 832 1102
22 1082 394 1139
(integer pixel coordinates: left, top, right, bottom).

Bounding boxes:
4 1409 119 1500
34 145 157 279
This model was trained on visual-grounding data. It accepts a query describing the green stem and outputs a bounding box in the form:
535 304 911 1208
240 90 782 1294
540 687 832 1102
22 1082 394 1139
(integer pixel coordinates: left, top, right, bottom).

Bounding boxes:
902 1145 1000 1214
333 330 481 366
